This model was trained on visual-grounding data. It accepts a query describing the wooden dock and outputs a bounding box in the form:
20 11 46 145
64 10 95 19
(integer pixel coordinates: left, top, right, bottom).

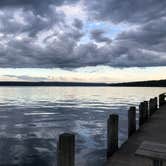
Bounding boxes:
106 102 166 166
56 93 166 166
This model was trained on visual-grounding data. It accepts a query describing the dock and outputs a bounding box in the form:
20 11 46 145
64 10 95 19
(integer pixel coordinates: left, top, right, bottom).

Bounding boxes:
106 95 166 166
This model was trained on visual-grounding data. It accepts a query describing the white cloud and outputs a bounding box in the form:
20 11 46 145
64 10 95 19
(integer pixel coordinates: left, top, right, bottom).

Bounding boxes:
56 1 87 24
0 66 166 83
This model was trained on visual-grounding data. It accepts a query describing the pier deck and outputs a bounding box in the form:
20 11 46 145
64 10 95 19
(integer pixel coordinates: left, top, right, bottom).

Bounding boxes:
107 104 166 166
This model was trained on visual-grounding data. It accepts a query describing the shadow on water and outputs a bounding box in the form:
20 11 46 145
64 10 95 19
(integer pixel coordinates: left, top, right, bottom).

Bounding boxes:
0 138 56 166
0 105 111 166
0 137 107 166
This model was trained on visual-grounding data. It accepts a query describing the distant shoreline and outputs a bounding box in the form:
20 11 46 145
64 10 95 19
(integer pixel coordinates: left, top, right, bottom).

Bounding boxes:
0 79 165 87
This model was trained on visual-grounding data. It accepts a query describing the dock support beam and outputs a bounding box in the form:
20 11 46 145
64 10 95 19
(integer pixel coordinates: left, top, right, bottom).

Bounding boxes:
57 133 75 166
107 114 119 158
128 107 136 137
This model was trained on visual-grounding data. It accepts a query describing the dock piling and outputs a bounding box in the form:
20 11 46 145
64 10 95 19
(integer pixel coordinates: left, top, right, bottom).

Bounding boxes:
149 99 155 116
144 101 149 121
107 114 119 158
159 93 166 107
139 102 144 127
154 97 158 111
57 133 75 166
128 107 136 137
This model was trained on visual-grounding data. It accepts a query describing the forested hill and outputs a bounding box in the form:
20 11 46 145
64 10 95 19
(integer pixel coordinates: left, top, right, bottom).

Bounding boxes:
109 79 166 87
0 79 165 87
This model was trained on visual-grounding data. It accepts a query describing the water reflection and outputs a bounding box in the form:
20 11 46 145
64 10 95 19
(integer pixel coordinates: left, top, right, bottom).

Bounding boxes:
0 87 165 166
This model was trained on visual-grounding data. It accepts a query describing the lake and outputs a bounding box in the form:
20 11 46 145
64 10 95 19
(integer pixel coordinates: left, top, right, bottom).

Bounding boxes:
0 87 165 166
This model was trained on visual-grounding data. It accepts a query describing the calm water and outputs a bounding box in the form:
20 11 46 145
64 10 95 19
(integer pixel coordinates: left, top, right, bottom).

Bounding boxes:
0 87 165 166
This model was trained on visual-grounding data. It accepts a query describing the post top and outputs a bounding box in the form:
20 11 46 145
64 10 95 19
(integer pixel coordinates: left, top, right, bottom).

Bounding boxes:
129 106 136 111
109 114 119 119
60 133 75 138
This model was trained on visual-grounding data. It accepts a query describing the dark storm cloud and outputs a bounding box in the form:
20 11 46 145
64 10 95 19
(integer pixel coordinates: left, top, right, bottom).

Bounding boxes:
0 0 78 8
117 18 166 51
73 19 83 29
0 0 79 23
85 0 166 24
0 8 62 36
0 0 166 68
91 29 112 43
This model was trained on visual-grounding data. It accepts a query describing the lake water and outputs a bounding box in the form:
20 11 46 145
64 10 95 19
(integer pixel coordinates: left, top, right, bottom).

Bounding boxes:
0 87 165 166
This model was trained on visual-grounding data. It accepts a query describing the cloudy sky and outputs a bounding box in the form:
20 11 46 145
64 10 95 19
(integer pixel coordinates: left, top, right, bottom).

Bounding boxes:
0 0 166 83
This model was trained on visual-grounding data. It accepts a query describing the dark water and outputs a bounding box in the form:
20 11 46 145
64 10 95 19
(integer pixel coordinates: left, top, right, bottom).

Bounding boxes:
0 87 165 166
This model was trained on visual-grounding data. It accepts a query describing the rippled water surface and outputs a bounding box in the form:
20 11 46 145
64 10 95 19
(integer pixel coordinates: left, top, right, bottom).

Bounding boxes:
0 87 165 166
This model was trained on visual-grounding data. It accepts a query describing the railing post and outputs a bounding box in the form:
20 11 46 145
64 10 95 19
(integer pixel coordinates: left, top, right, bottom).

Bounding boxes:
107 114 119 158
128 107 136 137
57 133 75 166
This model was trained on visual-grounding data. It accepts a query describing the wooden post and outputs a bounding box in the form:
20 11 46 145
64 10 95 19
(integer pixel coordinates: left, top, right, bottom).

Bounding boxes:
107 114 119 158
128 107 136 137
154 97 158 111
57 133 75 166
144 101 149 121
139 101 148 126
159 94 165 107
159 94 163 107
139 102 144 127
149 99 154 116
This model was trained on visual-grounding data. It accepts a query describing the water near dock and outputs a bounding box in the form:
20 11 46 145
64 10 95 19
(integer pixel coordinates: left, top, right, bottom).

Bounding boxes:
0 87 165 166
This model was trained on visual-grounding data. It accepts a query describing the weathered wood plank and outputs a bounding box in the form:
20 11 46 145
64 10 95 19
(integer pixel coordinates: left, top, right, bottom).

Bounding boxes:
135 141 166 161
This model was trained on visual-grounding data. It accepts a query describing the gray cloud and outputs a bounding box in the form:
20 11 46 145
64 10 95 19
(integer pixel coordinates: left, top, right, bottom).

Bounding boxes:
85 0 166 24
0 0 165 68
0 0 78 8
0 8 62 37
4 75 49 81
91 29 112 43
73 19 83 29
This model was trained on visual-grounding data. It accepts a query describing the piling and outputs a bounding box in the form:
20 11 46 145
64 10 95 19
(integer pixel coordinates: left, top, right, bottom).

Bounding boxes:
154 97 158 111
107 114 119 158
139 102 144 127
143 101 149 121
149 98 155 116
139 101 148 126
128 107 136 137
159 93 165 107
57 133 75 166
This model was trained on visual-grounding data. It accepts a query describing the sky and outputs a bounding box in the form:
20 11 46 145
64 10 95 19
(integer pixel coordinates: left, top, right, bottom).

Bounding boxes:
0 0 166 83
